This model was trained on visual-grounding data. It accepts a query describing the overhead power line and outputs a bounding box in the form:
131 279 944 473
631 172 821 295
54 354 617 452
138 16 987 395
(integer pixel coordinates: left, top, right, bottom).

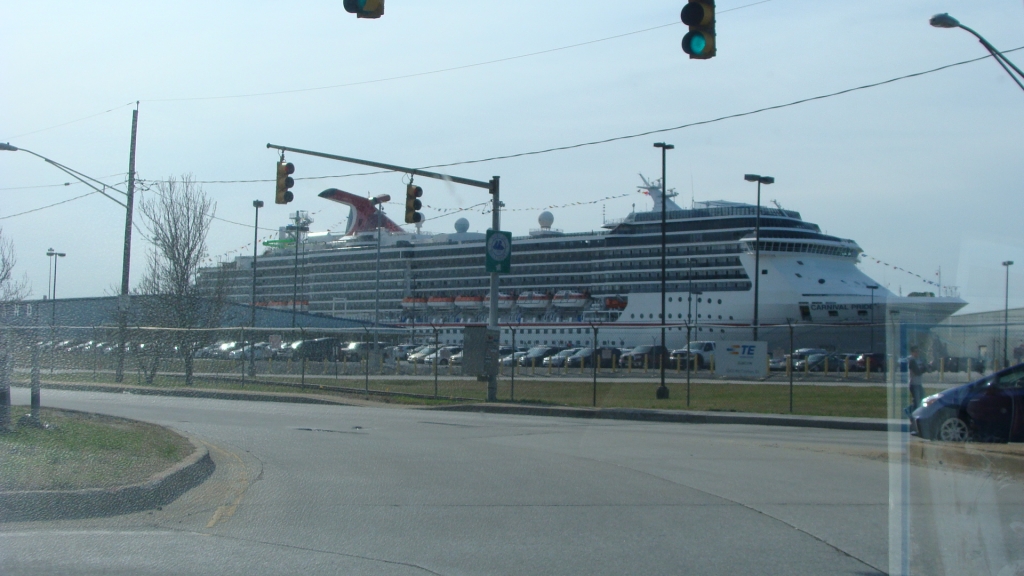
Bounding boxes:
6 43 1015 219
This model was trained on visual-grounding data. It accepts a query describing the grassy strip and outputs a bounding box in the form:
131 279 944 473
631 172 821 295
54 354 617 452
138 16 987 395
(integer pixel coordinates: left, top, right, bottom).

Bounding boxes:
0 408 192 492
20 372 887 418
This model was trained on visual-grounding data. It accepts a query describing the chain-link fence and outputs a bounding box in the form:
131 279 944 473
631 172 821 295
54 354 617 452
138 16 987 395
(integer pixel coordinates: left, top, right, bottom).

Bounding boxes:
0 318 1020 414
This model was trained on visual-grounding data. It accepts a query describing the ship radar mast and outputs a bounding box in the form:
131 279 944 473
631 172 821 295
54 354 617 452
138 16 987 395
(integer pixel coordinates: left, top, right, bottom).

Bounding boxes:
637 173 683 212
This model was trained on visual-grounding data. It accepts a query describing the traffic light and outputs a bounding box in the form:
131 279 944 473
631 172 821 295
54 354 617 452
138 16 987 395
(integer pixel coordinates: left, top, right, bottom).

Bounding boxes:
343 0 384 18
404 184 423 224
275 161 295 204
681 0 716 59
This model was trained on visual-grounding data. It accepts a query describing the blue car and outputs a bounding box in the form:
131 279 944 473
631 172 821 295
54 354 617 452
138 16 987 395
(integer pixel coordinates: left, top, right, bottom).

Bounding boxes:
911 363 1024 442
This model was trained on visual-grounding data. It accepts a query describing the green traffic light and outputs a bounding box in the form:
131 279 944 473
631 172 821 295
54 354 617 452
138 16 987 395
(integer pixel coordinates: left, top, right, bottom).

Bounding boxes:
682 31 711 57
686 33 706 55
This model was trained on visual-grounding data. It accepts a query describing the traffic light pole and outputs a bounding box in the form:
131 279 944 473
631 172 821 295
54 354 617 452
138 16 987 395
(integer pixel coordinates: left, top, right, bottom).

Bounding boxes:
266 144 501 400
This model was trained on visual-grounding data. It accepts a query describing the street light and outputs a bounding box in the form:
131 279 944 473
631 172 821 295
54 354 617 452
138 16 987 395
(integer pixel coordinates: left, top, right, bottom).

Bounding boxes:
45 248 66 326
744 174 774 340
1003 261 1013 369
930 13 1024 93
251 200 264 329
3 131 138 383
654 142 674 400
867 284 879 354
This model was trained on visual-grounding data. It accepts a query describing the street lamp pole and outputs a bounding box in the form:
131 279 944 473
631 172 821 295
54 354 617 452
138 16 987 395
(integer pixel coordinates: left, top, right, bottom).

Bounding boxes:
1003 261 1014 369
654 142 674 400
45 249 66 327
930 13 1024 93
251 201 263 328
744 174 774 340
867 284 879 353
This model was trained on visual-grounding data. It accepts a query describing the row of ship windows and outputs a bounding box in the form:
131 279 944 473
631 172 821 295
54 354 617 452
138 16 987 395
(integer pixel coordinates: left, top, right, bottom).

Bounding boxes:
751 241 856 257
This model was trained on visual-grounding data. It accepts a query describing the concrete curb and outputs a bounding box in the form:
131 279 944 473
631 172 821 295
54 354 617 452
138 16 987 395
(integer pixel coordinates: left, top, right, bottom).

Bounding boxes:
909 440 1024 480
0 434 215 523
39 382 357 406
429 403 891 432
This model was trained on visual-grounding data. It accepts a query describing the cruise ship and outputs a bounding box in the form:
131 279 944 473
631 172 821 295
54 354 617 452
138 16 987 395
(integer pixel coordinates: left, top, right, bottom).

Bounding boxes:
200 176 966 351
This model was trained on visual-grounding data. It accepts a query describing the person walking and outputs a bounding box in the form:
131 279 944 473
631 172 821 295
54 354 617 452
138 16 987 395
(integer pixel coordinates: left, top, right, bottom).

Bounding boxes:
908 345 927 413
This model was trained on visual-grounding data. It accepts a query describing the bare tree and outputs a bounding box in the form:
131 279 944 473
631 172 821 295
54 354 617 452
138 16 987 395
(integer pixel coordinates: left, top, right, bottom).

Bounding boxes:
136 175 223 386
0 228 28 303
0 228 27 428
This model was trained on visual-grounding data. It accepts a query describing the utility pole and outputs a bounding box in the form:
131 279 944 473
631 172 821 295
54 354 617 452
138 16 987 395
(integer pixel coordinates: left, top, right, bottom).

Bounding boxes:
116 106 139 383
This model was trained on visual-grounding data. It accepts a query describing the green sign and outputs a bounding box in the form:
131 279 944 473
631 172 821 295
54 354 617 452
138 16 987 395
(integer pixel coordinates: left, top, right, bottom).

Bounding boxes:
262 238 295 247
485 230 511 274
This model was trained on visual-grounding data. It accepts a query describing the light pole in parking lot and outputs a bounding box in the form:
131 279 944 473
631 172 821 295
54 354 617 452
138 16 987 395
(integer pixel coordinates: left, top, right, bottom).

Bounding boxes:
45 248 66 327
251 200 263 329
1003 261 1013 369
744 174 774 341
654 142 674 400
867 284 879 354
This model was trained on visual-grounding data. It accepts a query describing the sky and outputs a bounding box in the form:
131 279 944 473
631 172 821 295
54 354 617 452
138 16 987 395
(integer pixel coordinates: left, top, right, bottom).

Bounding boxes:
1 0 1023 314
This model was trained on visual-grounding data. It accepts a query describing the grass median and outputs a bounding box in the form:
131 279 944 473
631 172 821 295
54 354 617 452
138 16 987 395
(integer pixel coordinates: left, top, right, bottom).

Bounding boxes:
0 408 193 492
20 370 889 418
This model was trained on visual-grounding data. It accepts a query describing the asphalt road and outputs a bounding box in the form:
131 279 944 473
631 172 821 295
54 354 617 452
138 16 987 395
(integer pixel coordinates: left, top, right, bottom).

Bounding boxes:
2 388 1022 575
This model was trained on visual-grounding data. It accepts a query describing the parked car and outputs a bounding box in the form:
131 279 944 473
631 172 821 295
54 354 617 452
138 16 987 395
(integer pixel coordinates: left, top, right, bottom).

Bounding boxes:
420 346 462 365
911 363 1024 442
228 341 277 361
387 344 419 362
854 352 886 372
938 356 985 373
565 347 622 368
340 341 386 362
408 346 439 364
794 353 848 373
668 341 716 369
500 350 528 366
291 338 344 362
518 346 562 367
543 348 582 368
619 345 669 368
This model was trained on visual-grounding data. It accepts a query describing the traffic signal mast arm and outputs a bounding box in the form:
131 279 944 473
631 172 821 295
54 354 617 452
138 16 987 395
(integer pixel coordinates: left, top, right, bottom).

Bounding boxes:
266 143 493 190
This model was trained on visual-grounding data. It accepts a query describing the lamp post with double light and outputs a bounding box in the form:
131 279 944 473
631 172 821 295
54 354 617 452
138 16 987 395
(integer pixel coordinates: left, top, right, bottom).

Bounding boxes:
1003 261 1014 369
251 201 264 328
744 174 774 341
653 142 674 400
45 248 66 327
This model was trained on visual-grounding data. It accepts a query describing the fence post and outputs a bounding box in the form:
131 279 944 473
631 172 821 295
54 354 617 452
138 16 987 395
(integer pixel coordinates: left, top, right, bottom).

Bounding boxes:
0 331 9 431
865 357 871 379
31 340 41 421
844 357 849 379
939 357 945 383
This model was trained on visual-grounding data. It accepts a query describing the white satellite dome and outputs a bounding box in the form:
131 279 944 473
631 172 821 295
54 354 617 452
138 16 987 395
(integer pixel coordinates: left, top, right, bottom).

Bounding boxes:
538 211 554 229
454 218 470 233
